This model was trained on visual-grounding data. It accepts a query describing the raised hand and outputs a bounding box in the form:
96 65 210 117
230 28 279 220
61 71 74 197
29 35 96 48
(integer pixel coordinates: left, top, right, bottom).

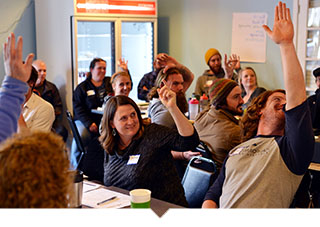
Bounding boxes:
3 33 34 82
262 1 294 45
118 58 128 72
157 79 177 110
224 54 240 78
156 53 179 73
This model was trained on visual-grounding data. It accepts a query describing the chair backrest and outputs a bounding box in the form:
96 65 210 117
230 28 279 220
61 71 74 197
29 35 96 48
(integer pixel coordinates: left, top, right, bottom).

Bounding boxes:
66 110 85 169
181 156 217 208
193 140 213 160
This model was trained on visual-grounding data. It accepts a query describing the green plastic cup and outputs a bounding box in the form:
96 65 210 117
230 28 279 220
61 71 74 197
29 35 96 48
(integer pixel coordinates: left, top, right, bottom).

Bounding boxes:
129 189 151 208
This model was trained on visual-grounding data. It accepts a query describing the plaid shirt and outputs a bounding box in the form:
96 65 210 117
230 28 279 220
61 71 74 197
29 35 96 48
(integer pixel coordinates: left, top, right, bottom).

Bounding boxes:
137 71 158 101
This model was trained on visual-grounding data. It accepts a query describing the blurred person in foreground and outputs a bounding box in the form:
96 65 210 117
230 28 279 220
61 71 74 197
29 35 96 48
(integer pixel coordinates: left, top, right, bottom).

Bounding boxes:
0 131 73 208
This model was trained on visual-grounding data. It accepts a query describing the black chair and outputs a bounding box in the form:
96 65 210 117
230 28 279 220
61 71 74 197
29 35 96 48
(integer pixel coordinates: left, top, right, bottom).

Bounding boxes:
66 110 85 170
193 140 213 160
181 155 217 208
66 110 105 183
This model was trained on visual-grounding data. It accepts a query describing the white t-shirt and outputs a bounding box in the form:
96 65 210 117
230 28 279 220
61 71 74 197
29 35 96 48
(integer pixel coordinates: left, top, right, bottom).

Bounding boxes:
22 93 55 132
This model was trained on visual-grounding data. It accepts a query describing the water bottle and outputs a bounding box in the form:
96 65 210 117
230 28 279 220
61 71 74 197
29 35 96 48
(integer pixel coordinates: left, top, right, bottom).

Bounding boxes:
188 98 199 120
200 93 209 112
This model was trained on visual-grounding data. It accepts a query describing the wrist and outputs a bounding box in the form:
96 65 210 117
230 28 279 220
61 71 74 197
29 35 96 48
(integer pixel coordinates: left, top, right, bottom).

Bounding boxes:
182 152 186 160
279 41 295 50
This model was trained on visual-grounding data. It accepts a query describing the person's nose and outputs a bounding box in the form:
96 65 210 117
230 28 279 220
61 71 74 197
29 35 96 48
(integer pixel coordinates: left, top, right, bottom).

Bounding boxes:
239 96 244 105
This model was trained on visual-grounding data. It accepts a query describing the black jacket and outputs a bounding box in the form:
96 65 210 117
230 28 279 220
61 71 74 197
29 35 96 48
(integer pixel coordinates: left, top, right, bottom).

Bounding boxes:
73 76 112 129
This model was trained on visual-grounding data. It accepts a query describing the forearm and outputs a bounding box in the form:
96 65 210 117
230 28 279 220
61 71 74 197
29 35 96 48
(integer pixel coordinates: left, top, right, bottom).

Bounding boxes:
177 63 194 92
0 76 28 142
171 150 185 160
168 105 194 136
280 42 306 110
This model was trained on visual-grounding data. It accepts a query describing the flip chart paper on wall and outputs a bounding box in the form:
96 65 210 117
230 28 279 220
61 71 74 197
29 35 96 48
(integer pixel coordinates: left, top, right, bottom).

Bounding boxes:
231 13 267 63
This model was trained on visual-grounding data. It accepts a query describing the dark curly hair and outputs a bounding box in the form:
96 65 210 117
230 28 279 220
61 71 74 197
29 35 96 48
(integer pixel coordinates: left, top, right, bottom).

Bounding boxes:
0 131 73 208
240 89 285 142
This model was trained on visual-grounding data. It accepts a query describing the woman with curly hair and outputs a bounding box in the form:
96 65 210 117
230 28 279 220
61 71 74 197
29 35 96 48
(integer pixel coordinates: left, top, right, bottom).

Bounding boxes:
0 131 73 208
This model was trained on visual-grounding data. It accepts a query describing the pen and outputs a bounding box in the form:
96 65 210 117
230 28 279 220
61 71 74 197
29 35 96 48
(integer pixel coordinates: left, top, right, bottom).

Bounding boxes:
97 196 117 205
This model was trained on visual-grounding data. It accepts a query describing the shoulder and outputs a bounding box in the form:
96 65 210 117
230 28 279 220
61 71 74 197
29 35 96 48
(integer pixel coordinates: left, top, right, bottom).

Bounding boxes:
149 98 165 112
45 80 58 89
35 95 54 109
31 94 54 114
255 87 267 93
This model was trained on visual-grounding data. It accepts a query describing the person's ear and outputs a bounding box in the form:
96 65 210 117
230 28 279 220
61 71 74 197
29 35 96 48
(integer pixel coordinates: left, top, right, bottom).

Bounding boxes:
110 121 115 128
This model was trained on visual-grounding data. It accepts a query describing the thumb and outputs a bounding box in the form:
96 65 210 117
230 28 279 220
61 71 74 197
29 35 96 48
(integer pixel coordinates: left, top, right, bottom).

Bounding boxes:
262 25 272 37
25 53 35 67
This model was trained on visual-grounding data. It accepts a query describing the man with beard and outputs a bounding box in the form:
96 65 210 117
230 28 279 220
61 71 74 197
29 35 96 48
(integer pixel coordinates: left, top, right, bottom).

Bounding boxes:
194 78 243 171
202 2 314 208
137 54 166 102
148 56 200 178
147 54 193 129
194 48 240 99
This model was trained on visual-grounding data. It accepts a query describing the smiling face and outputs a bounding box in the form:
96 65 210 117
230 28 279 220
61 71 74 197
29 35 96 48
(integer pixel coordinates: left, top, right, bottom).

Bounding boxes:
224 86 244 115
112 75 132 96
241 69 257 89
111 104 140 143
260 92 286 131
91 61 106 83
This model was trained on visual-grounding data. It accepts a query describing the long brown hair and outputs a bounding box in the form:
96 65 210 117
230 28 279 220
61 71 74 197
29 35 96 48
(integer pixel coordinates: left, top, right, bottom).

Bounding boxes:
99 95 145 155
240 89 285 142
238 67 258 95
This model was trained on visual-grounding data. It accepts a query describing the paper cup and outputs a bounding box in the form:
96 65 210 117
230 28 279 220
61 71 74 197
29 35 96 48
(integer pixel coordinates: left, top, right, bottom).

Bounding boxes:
129 189 151 208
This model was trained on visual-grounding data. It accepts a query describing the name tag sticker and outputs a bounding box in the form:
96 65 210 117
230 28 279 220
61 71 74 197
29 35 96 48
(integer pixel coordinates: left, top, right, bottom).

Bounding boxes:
87 90 95 96
127 155 140 165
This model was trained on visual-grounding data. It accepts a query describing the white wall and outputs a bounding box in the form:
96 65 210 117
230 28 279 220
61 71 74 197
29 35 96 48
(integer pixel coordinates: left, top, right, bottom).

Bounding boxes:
158 0 294 99
0 0 296 110
0 0 36 82
34 0 74 115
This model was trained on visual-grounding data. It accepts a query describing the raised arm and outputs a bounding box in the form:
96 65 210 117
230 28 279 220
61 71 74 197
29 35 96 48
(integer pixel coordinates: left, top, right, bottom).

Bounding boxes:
157 80 194 136
157 53 194 93
263 1 306 110
0 33 34 142
3 33 34 82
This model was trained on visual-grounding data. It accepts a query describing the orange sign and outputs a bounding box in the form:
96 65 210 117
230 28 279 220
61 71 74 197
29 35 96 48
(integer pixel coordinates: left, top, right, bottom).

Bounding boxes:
75 0 156 16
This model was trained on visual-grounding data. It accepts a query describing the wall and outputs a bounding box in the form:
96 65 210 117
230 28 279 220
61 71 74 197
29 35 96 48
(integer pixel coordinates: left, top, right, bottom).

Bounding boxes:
158 0 294 99
34 0 74 116
0 0 295 106
0 0 36 82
